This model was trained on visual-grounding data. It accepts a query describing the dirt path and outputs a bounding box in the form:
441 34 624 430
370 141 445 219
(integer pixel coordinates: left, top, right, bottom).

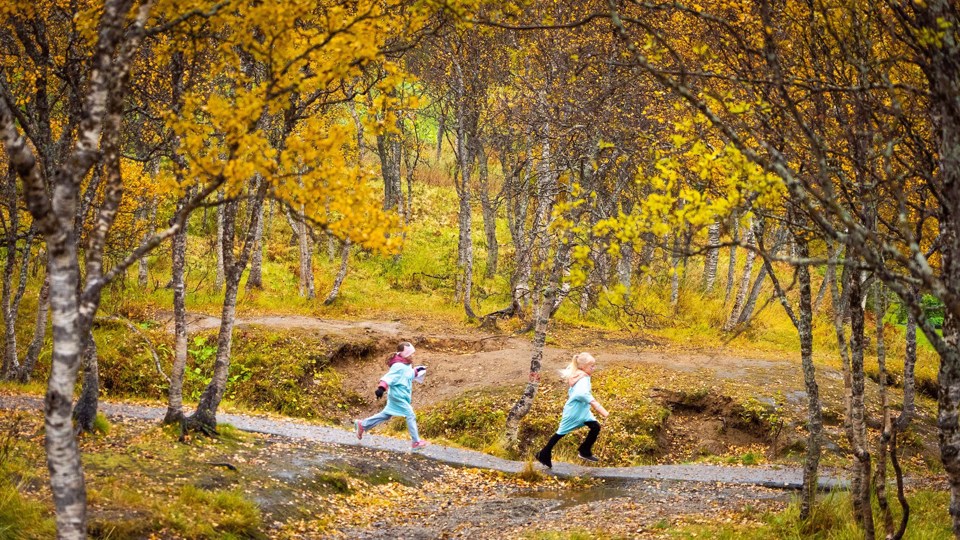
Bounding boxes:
0 394 844 490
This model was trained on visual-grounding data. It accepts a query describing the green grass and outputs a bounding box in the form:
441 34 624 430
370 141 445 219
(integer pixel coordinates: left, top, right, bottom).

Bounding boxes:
168 485 263 538
0 479 55 539
0 412 55 539
669 490 951 539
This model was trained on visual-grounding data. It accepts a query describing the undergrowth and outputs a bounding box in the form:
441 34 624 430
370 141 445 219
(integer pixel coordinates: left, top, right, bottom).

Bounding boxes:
397 365 780 467
669 490 951 539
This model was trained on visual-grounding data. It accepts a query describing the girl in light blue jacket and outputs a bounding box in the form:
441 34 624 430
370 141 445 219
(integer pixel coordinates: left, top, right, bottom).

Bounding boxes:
536 352 609 468
354 342 429 451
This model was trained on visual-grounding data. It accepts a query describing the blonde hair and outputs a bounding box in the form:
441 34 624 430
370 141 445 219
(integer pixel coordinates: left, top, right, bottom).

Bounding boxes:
559 352 595 379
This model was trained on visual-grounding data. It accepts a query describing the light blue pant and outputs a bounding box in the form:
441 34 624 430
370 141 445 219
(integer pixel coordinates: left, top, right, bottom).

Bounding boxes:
360 410 420 443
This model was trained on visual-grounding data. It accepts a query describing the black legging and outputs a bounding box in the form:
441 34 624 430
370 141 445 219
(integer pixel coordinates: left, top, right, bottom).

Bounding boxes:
539 420 601 459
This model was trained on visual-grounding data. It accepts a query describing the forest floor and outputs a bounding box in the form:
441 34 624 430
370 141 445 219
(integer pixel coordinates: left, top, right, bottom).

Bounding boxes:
0 395 808 539
1 312 948 538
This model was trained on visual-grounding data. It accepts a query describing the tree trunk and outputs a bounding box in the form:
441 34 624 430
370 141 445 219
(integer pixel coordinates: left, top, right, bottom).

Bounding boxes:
813 242 842 314
618 240 633 300
528 121 555 305
214 192 225 291
324 239 350 305
137 196 157 288
453 112 476 319
164 196 189 424
72 335 99 433
723 218 755 330
456 171 476 317
190 276 240 433
890 288 918 539
17 275 49 383
188 183 267 433
435 112 445 162
795 235 823 521
505 243 570 449
326 231 336 262
1 230 18 378
246 201 264 291
285 208 315 298
377 129 403 217
737 225 788 325
703 221 721 293
1 167 19 378
724 218 739 304
874 283 895 537
503 147 533 316
296 210 314 299
670 233 681 306
476 143 498 278
848 273 875 538
638 232 656 285
923 4 960 534
45 235 87 537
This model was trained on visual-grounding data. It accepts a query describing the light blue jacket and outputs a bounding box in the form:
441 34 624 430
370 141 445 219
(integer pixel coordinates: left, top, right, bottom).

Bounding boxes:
556 376 596 435
380 362 415 417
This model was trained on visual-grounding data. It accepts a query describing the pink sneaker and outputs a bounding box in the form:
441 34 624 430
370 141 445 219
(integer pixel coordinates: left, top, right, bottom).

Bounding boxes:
411 440 430 451
354 420 364 440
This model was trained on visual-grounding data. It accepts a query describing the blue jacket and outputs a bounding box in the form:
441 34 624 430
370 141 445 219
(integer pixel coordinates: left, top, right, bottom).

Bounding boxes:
556 376 596 435
380 362 415 417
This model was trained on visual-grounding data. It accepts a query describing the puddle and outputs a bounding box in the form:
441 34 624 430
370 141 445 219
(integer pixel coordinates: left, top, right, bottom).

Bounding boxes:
515 483 634 511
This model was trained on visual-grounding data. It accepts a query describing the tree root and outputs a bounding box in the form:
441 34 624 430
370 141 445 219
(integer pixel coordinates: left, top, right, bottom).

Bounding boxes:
479 303 517 331
179 414 219 441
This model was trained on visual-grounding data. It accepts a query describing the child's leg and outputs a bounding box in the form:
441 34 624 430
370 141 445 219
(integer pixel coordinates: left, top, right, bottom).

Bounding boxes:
404 413 420 442
535 433 565 468
360 411 393 431
578 421 602 456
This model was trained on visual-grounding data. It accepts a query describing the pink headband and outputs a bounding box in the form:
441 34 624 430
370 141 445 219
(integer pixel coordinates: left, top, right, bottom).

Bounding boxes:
399 343 416 358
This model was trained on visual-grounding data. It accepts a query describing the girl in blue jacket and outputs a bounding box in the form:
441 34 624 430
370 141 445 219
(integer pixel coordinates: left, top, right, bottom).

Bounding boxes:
355 342 429 451
535 352 609 468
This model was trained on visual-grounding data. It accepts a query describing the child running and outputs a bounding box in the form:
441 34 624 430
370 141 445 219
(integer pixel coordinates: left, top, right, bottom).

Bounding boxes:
535 352 609 468
354 342 430 451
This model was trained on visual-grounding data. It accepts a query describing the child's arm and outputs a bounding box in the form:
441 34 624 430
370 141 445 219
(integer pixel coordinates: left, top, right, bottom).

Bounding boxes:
375 380 388 399
590 399 609 418
376 367 398 399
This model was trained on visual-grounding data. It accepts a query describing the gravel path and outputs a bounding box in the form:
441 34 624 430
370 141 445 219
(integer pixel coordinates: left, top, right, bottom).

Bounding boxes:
1 395 845 491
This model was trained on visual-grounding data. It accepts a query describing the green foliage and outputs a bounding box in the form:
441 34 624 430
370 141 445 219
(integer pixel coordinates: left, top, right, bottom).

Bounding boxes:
893 294 945 328
166 485 263 539
0 413 54 539
669 490 951 539
92 324 366 422
94 320 171 400
0 480 55 540
92 412 111 436
223 329 365 419
737 396 783 434
408 390 511 452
